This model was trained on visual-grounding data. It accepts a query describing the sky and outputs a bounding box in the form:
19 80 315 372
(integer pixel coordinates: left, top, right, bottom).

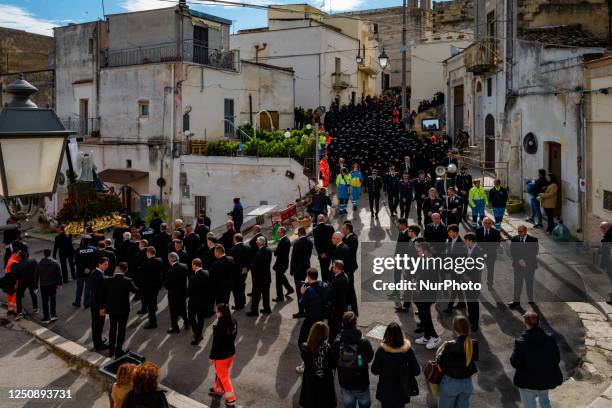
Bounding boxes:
0 0 441 36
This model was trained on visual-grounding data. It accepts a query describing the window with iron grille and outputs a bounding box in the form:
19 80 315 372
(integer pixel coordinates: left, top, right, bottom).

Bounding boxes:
195 195 207 217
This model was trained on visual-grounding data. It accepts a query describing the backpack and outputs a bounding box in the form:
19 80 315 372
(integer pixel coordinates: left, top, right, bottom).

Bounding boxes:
337 341 360 369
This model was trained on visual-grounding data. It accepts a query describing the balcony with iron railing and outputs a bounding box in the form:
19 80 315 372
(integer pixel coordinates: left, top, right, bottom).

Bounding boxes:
61 117 100 138
105 40 240 72
465 38 499 75
332 72 351 90
358 55 380 76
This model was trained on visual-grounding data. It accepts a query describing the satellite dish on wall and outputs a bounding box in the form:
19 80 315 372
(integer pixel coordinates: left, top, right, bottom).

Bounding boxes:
523 132 538 154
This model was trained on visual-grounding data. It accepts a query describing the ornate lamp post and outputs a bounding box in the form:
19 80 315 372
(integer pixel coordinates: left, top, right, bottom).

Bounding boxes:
0 76 73 220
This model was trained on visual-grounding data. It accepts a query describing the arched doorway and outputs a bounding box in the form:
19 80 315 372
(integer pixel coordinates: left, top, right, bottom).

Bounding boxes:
484 114 495 170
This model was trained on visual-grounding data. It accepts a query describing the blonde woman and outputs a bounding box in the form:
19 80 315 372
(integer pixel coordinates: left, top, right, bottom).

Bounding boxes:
437 316 479 408
111 363 135 408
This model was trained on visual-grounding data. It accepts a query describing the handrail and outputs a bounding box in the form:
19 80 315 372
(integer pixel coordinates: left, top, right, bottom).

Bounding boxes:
222 119 252 142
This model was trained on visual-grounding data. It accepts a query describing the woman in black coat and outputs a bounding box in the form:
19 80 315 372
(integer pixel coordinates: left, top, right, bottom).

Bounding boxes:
371 322 421 408
209 304 238 406
299 321 336 408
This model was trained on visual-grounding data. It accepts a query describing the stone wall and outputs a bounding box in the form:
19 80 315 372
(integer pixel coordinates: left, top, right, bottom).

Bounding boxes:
0 27 54 74
517 0 610 43
432 0 475 33
0 27 55 108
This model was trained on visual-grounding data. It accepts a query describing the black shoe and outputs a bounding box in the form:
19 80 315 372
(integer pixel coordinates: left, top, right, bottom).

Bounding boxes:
292 312 305 318
533 224 543 228
286 288 295 296
115 349 129 359
247 292 252 297
136 309 147 315
191 337 203 346
95 344 109 351
395 307 409 313
246 311 259 317
144 323 158 329
443 307 453 314
232 305 244 311
260 309 272 314
414 326 425 333
507 302 520 309
208 390 223 398
272 297 284 302
71 302 80 308
167 328 180 334
108 349 115 358
528 301 536 306
453 302 466 309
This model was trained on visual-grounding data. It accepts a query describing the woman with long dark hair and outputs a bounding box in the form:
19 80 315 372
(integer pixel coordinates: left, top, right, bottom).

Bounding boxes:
371 322 421 407
299 321 336 407
437 315 479 408
209 303 238 407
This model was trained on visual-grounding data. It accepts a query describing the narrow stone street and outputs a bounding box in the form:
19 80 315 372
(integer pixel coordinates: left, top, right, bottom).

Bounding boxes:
7 191 608 407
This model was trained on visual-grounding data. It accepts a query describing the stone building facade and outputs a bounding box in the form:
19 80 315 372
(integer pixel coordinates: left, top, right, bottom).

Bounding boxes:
0 27 55 108
341 0 474 92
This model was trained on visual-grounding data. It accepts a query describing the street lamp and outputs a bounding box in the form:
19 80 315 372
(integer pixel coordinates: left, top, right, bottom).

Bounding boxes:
378 49 389 69
0 76 73 219
356 54 363 65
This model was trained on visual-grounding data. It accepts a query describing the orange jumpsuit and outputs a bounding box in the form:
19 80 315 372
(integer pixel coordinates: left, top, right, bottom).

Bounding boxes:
5 253 19 313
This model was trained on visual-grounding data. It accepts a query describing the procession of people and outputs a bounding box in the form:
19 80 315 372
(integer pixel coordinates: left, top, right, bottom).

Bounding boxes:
0 96 572 408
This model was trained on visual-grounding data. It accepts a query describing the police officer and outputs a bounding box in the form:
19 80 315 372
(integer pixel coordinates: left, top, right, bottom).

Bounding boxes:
73 235 98 309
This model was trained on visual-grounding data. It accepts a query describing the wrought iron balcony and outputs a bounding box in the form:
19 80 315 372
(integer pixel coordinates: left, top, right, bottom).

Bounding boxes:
105 40 240 72
332 72 351 90
465 39 498 75
60 117 100 138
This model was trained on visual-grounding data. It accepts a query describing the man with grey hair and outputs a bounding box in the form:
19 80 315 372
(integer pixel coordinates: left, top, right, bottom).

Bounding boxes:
174 219 185 239
247 236 273 316
164 252 189 333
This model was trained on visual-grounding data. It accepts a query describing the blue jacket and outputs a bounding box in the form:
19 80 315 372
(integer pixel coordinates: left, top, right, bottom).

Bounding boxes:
299 281 330 320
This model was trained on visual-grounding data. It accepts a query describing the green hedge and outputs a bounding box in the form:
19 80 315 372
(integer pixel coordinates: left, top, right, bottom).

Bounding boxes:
206 127 316 163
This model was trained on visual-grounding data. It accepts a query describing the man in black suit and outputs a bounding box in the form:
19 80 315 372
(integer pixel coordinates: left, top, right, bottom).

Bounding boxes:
290 227 313 318
246 236 273 317
96 241 116 277
172 239 190 265
424 212 448 249
230 233 253 310
210 245 234 306
442 187 462 225
13 251 38 319
455 166 473 220
476 217 502 289
220 220 237 254
508 225 539 308
102 262 138 358
444 224 465 313
313 215 334 282
188 258 213 345
164 252 189 333
328 260 349 341
153 223 172 264
183 224 201 263
200 233 218 271
399 155 413 178
422 188 444 226
463 233 484 331
272 227 294 302
139 246 165 329
342 222 359 316
230 234 252 310
89 257 109 351
117 232 139 264
331 232 356 317
53 225 75 283
392 218 410 309
194 217 210 241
